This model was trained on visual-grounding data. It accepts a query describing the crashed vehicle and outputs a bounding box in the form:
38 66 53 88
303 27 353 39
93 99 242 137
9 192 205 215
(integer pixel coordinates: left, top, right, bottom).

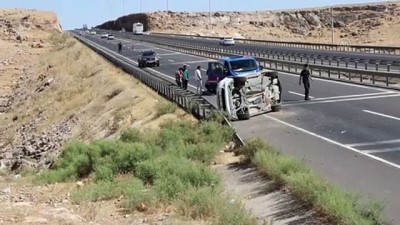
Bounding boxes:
213 56 282 120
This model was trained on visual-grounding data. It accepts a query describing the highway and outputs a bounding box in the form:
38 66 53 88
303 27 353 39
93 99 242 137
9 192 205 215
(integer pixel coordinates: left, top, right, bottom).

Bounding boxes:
77 31 400 224
131 33 400 72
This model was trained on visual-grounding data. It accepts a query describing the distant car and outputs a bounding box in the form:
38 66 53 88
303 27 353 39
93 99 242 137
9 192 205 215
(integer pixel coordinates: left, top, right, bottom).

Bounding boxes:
138 50 160 67
90 31 96 35
220 37 235 46
107 34 115 40
101 33 108 38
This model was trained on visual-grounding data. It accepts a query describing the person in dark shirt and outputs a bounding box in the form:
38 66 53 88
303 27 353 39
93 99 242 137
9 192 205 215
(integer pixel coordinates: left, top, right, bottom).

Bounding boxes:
299 63 313 100
118 42 122 53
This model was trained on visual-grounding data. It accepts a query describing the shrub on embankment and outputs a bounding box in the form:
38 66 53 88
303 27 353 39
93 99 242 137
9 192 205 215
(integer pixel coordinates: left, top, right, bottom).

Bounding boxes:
34 119 257 225
239 138 386 225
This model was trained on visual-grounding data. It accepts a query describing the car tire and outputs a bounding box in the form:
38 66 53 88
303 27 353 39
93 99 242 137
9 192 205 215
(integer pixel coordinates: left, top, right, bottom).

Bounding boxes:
271 104 281 112
236 107 250 120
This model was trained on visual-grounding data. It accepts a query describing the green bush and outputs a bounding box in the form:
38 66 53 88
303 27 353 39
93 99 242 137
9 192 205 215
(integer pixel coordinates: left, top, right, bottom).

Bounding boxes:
36 120 258 225
245 138 385 225
119 128 143 143
155 102 177 118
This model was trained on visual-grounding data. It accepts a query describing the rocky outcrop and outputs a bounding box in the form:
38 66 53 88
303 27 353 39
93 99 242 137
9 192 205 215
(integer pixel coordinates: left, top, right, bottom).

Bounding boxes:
96 13 150 32
0 114 79 172
95 2 400 42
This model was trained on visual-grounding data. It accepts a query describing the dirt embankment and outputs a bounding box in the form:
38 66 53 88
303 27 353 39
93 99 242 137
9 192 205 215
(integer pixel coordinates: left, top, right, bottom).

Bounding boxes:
96 1 400 46
0 8 199 225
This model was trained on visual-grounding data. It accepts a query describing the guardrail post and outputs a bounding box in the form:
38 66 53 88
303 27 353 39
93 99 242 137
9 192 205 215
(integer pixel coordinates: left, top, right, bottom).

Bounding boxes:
355 61 358 69
387 64 391 72
376 63 379 71
345 61 348 68
365 63 368 70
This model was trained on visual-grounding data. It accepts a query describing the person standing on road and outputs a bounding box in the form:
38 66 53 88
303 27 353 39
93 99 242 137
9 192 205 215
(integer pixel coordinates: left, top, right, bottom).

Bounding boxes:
299 63 313 101
175 67 183 87
118 41 122 54
195 66 203 95
182 65 189 90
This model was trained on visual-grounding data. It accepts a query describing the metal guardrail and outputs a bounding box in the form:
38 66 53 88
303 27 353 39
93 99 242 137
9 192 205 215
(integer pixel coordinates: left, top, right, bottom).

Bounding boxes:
128 34 400 73
149 32 400 56
97 29 400 73
71 33 246 147
110 32 400 90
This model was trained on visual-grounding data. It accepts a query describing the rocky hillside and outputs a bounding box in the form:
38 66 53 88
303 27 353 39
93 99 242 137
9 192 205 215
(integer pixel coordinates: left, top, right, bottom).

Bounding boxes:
96 1 400 45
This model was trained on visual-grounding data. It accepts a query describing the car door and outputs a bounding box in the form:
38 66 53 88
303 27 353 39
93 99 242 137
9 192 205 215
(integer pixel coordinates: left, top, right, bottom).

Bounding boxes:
206 62 226 86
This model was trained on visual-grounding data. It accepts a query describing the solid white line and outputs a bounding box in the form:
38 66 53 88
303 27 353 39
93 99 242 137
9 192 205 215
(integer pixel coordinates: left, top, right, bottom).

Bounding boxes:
347 139 400 147
282 94 400 106
167 60 213 65
288 91 315 99
279 72 390 92
168 59 175 62
311 92 394 101
158 52 181 56
116 36 396 94
89 36 207 92
363 110 400 121
363 148 400 154
262 114 400 170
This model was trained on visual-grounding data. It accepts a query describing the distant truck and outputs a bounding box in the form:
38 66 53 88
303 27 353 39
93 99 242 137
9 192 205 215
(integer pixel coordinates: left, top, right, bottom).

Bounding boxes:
132 22 144 35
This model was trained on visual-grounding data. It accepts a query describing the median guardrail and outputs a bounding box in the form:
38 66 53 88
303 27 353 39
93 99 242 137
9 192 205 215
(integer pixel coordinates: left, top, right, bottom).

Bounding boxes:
99 29 400 73
107 32 400 91
137 34 400 73
71 32 245 147
148 32 400 56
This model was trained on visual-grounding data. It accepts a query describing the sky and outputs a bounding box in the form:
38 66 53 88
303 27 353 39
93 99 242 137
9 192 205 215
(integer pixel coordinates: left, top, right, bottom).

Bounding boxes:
0 0 393 30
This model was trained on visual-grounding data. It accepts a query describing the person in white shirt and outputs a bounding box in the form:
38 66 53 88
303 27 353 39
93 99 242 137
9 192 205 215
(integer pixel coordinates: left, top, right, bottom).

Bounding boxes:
195 66 202 95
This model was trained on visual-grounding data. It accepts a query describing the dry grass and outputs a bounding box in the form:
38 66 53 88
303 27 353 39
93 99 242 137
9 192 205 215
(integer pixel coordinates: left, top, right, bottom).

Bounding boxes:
1 31 197 144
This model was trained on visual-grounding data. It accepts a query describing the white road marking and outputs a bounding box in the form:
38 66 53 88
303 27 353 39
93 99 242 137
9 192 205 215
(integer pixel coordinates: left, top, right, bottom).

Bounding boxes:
262 114 400 170
282 94 400 106
86 34 400 170
167 60 214 65
168 59 175 62
363 148 400 154
311 92 395 101
89 39 206 92
158 52 181 56
363 110 400 122
279 72 390 92
288 91 314 99
115 36 396 94
347 139 400 148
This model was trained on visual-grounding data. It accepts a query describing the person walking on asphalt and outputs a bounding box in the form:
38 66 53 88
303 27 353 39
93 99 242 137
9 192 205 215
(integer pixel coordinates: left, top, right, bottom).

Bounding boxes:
182 65 189 90
299 63 313 100
118 41 122 54
195 65 203 95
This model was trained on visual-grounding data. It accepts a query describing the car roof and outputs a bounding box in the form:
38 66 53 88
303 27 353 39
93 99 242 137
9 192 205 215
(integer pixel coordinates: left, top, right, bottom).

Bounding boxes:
220 55 255 62
141 50 155 54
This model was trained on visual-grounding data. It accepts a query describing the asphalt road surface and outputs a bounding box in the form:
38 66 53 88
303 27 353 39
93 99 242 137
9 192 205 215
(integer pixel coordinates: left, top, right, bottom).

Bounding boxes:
76 31 400 224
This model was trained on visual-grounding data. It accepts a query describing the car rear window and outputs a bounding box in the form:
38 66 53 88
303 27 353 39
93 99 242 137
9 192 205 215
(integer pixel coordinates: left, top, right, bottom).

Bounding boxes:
142 51 155 56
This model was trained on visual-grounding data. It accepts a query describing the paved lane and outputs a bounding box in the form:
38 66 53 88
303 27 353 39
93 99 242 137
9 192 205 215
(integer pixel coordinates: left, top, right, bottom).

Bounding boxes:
76 32 400 224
